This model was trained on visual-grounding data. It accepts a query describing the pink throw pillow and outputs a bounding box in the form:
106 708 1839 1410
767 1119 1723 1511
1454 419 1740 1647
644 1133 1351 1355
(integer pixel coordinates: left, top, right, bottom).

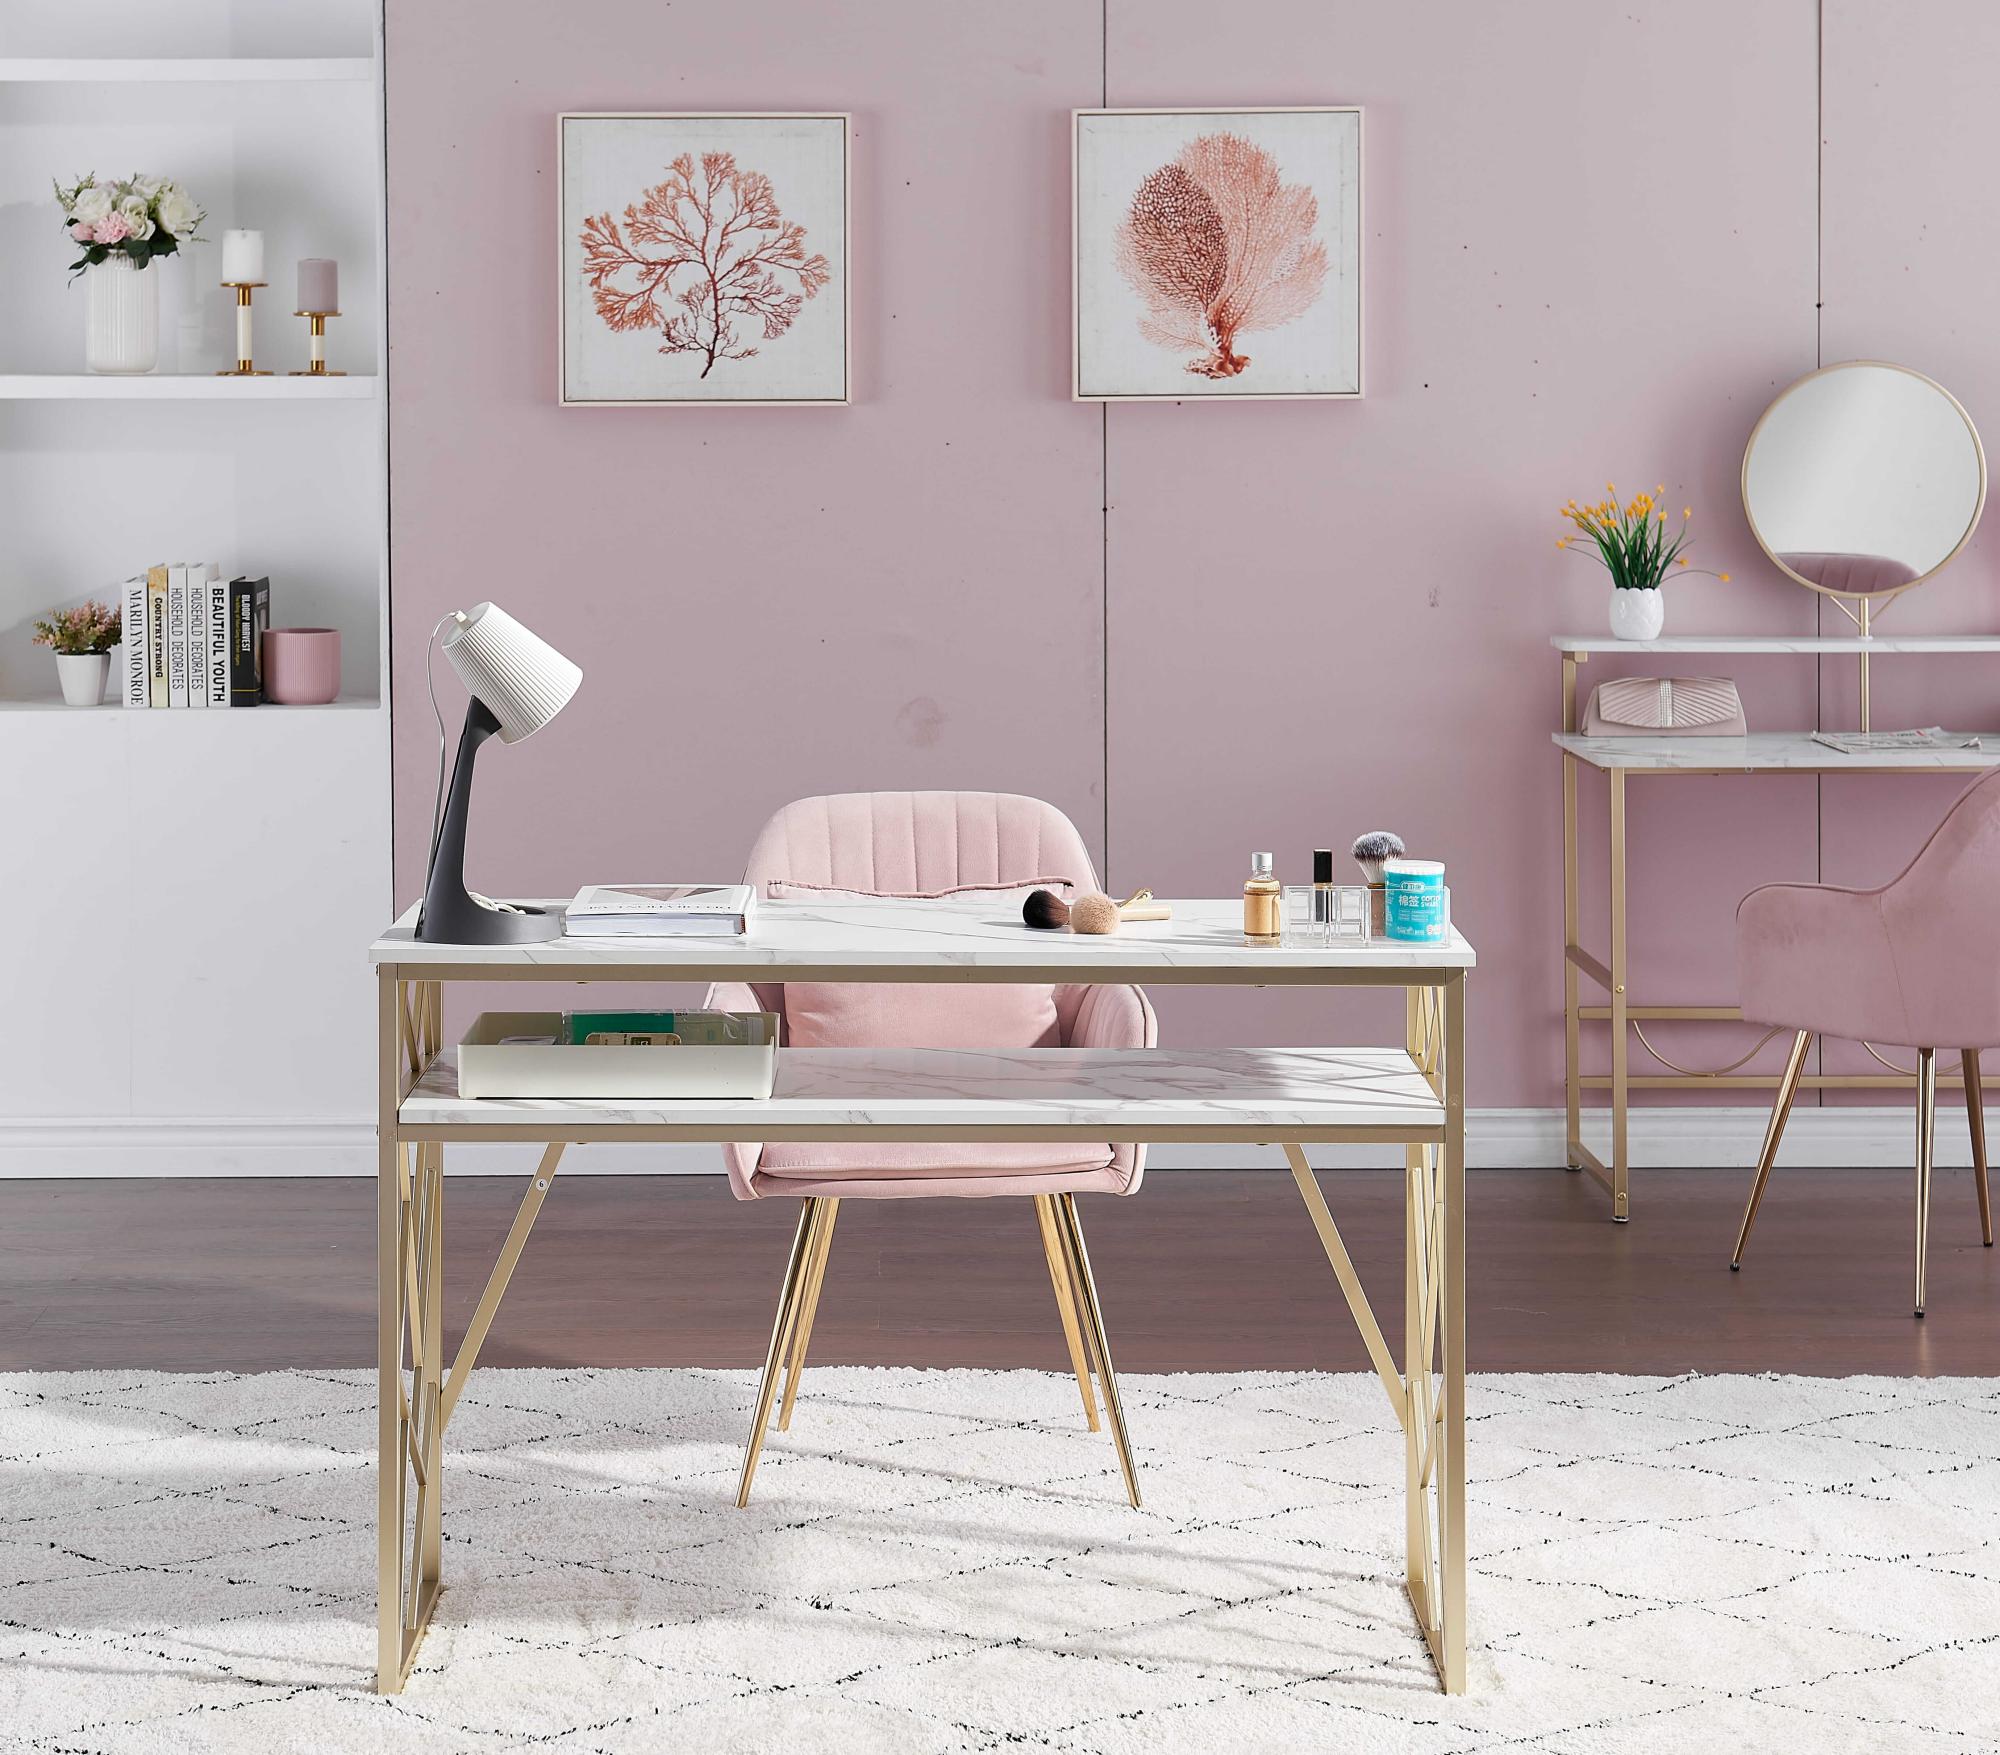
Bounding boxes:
785 980 1060 1050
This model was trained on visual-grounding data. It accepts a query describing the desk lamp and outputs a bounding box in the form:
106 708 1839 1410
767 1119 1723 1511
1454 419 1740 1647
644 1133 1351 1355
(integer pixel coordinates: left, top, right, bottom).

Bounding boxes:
416 602 582 944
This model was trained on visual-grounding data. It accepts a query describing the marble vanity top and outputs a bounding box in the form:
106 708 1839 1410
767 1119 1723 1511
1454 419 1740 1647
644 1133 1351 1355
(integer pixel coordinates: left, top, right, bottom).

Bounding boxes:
370 897 1476 973
401 1044 1447 1134
1553 730 2000 770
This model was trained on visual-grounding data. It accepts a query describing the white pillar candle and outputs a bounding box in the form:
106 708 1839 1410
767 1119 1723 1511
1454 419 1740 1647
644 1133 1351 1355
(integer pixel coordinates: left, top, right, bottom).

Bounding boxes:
296 257 338 314
220 229 265 284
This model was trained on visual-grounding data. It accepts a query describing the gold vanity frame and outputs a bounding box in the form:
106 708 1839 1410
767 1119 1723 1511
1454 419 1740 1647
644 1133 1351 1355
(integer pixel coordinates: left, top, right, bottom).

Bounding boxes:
373 923 1471 1696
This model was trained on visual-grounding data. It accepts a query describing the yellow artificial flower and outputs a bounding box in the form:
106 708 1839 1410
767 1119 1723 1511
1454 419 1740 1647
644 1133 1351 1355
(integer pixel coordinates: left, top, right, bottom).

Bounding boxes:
1720 572 1732 582
1683 506 1692 518
1677 555 1688 565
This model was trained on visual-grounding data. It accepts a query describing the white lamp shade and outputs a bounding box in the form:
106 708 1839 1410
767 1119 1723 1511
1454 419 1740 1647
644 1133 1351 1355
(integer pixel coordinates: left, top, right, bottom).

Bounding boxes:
441 601 582 744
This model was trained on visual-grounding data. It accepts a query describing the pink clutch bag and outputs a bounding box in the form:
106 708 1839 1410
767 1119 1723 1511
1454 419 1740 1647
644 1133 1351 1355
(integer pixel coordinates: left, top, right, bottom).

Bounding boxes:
1583 676 1746 736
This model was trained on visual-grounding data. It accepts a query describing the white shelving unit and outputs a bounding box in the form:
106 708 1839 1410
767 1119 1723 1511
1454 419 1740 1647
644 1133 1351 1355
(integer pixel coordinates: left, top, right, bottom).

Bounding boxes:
0 0 392 1176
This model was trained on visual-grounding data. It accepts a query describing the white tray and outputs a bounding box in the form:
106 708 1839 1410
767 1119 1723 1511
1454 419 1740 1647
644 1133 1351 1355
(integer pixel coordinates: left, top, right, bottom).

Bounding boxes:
457 1011 778 1101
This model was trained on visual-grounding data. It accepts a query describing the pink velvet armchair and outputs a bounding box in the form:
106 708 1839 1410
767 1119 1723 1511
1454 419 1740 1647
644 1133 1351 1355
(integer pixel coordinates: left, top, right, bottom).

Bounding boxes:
1733 767 2000 1314
707 791 1157 1506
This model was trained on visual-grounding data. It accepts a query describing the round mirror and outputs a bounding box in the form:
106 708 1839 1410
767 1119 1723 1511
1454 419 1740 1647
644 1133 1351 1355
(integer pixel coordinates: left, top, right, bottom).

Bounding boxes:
1741 361 1986 600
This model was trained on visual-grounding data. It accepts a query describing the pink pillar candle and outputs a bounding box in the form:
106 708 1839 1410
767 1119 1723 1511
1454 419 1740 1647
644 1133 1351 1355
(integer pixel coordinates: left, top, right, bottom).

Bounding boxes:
297 257 339 314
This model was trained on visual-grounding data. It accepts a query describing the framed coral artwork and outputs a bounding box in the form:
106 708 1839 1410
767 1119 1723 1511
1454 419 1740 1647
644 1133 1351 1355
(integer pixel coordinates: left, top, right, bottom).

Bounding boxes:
558 112 849 406
1072 107 1361 401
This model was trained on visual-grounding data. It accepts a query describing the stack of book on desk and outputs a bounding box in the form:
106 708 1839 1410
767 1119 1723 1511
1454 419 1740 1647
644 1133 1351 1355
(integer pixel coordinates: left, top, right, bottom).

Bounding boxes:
563 883 756 938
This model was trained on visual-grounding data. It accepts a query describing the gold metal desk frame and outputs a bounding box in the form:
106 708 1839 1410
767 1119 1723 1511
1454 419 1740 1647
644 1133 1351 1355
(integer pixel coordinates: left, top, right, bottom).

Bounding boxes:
372 908 1470 1696
1559 641 2000 1221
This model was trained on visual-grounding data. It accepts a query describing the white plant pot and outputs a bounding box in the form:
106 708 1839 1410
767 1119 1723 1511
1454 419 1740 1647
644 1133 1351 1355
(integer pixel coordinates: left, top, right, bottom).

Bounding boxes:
56 651 112 706
1608 586 1664 641
85 255 159 375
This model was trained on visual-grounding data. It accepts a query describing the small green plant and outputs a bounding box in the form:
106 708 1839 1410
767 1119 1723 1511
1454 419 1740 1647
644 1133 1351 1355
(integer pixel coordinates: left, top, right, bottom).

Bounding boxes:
32 600 122 655
1558 484 1730 590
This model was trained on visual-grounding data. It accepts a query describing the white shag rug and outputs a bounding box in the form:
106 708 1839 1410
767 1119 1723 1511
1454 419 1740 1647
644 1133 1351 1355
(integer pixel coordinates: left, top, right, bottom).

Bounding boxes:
2 1369 1996 1754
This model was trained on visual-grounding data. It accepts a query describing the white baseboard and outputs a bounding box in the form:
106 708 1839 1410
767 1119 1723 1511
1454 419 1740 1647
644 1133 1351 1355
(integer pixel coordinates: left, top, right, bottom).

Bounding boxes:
0 1106 1974 1178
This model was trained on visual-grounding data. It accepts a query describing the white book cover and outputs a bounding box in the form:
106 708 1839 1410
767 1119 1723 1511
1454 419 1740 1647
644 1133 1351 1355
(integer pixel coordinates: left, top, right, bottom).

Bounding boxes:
184 562 210 709
564 884 756 937
204 569 230 707
166 564 190 708
121 576 148 707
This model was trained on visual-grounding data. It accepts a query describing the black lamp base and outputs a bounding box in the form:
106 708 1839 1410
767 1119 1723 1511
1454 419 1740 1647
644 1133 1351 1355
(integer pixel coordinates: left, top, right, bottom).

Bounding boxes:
419 889 563 945
415 697 564 945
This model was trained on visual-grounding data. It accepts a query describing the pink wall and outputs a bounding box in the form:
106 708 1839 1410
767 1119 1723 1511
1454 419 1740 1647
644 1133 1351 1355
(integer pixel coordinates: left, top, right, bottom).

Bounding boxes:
386 0 2000 1110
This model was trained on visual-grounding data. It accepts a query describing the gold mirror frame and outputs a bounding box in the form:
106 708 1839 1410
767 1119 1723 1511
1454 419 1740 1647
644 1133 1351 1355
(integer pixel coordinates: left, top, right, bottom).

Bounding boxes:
1740 359 1988 614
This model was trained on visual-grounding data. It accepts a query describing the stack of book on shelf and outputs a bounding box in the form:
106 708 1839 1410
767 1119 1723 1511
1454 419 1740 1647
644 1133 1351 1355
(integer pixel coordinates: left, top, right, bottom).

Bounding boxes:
120 567 270 708
562 883 757 938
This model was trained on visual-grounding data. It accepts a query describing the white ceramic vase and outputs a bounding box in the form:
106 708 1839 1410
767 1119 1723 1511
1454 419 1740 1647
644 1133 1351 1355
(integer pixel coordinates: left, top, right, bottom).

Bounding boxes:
85 255 159 374
1608 585 1664 641
56 651 111 706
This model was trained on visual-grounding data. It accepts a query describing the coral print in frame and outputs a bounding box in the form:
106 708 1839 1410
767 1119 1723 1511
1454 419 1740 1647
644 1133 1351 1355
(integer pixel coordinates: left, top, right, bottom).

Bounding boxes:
1073 107 1361 401
559 113 849 406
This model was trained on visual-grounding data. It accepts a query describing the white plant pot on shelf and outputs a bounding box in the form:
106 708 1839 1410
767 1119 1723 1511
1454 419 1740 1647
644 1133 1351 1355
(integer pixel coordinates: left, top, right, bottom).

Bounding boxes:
84 255 159 375
1608 586 1664 641
55 652 111 706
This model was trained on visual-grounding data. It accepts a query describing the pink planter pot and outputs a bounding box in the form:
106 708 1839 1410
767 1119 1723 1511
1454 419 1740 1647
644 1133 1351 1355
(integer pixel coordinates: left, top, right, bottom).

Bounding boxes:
263 628 342 705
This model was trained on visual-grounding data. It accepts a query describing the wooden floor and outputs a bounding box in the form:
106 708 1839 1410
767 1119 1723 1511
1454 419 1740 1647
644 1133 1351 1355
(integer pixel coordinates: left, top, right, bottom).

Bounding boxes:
2 1167 1994 1376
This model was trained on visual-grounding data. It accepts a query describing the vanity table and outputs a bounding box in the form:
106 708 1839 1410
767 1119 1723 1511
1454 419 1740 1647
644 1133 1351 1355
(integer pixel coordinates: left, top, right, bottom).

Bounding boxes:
1556 359 1996 1221
1556 636 2000 1220
369 898 1474 1694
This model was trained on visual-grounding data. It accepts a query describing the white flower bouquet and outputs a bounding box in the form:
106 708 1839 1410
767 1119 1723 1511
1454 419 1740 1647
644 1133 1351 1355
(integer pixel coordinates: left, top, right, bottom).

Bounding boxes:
56 172 205 275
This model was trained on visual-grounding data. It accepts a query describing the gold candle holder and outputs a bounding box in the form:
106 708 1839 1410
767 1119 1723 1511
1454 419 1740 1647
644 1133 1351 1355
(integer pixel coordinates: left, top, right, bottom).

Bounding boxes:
288 309 346 376
217 282 273 376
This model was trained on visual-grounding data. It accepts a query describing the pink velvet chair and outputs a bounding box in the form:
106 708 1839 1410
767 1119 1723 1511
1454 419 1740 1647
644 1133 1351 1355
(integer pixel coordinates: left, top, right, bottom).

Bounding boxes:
707 791 1157 1506
1734 767 2000 1313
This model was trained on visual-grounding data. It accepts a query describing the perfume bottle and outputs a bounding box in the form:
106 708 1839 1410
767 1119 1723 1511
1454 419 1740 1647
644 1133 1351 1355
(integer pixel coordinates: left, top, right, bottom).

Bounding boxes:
1244 851 1281 942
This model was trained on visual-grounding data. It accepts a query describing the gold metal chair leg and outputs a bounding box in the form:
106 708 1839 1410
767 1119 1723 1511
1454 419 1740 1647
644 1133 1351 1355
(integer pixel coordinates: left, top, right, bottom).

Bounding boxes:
1966 1048 1992 1248
736 1200 819 1507
1916 1048 1936 1317
777 1198 839 1432
1034 1194 1099 1431
1732 1029 1812 1269
1053 1193 1140 1509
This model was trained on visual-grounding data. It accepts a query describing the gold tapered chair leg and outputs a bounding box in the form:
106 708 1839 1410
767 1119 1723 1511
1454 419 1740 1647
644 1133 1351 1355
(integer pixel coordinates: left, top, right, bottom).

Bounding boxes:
1034 1194 1099 1431
777 1199 839 1432
1966 1049 1992 1248
1732 1029 1812 1269
1916 1048 1936 1317
736 1200 820 1507
1053 1193 1140 1508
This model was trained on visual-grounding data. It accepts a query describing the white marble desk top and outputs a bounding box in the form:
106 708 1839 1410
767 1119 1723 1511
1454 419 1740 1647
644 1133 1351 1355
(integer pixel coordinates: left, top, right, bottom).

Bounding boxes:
1553 731 2000 771
370 897 1475 976
400 1045 1446 1137
1551 634 2000 654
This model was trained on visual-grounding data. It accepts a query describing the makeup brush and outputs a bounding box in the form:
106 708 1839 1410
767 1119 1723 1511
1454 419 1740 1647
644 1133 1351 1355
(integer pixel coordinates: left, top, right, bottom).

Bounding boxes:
1350 831 1406 886
1352 832 1405 937
1069 892 1121 934
1021 887 1172 930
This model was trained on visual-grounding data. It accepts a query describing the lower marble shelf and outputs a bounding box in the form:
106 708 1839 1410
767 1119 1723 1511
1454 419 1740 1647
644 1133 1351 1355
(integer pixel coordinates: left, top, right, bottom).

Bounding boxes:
399 1045 1446 1140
